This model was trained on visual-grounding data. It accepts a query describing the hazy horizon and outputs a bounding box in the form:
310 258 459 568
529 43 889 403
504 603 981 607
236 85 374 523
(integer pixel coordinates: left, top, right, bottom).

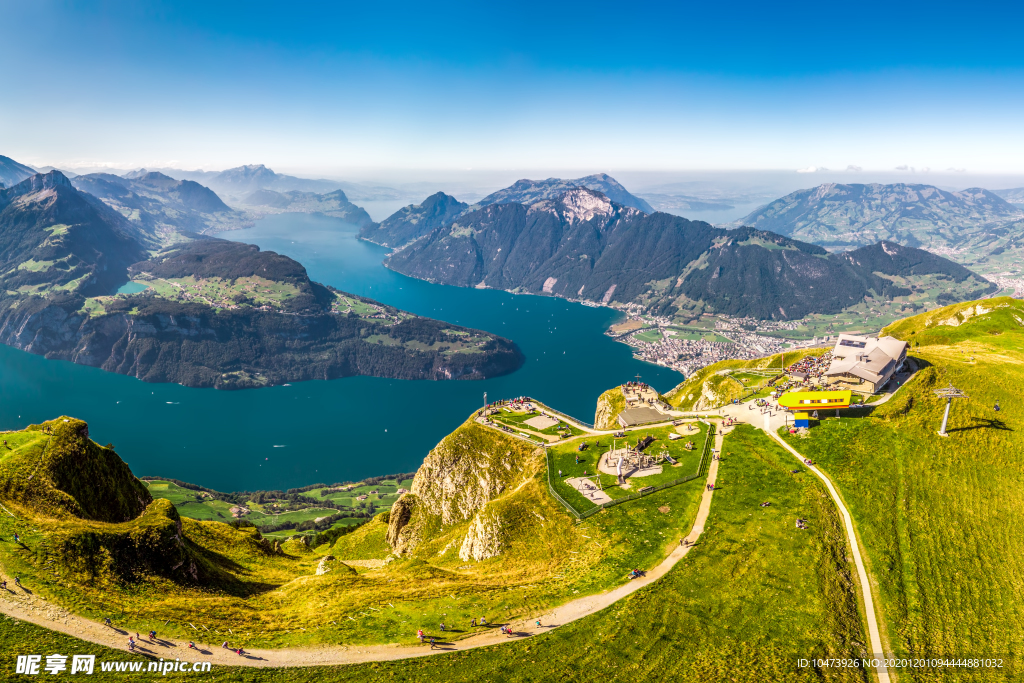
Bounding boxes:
4 2 1024 176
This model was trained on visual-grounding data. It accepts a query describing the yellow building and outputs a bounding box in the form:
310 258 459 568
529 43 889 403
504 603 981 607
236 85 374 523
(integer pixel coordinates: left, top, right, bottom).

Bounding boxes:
777 390 852 410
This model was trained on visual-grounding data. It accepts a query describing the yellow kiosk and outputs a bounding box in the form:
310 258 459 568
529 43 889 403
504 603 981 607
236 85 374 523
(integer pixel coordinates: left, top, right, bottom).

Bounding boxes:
778 390 852 427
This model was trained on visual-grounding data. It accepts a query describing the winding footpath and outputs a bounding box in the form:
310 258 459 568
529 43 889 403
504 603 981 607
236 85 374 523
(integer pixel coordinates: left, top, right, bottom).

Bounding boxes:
766 418 891 683
0 428 726 670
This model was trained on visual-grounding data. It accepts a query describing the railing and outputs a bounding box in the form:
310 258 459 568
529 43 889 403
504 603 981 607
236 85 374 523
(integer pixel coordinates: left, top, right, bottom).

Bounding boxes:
697 422 716 477
546 422 717 520
535 403 596 430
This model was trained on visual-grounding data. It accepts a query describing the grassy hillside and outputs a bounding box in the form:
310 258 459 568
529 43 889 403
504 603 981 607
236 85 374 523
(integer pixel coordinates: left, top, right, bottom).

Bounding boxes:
666 347 827 411
0 426 868 682
779 297 1024 677
0 414 709 650
882 295 1024 346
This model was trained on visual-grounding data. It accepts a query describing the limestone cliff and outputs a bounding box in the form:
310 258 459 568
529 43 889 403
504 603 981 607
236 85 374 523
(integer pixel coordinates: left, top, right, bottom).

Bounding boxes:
594 387 626 430
459 509 505 561
387 418 542 559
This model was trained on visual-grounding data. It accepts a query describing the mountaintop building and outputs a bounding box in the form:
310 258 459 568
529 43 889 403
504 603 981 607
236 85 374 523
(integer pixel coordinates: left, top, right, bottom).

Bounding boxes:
824 334 908 393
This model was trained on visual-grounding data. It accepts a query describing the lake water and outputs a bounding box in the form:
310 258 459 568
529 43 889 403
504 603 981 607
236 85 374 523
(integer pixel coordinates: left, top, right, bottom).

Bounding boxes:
0 214 682 492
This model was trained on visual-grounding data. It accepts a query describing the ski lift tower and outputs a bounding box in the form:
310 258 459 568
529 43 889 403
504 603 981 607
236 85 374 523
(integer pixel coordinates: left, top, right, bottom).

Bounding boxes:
935 383 968 437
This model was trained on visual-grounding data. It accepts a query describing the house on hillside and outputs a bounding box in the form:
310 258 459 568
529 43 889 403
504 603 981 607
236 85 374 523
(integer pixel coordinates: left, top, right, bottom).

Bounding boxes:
824 334 908 393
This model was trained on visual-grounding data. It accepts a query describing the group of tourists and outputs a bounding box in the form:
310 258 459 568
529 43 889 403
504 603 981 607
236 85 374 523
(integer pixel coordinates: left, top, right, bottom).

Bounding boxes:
786 352 833 379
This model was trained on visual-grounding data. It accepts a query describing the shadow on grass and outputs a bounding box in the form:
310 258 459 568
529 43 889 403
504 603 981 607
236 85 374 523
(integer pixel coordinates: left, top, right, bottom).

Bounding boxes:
946 417 1013 433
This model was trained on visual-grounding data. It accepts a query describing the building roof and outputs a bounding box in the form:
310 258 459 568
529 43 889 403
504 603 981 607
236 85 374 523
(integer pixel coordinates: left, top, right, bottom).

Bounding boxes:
827 334 907 385
617 406 665 427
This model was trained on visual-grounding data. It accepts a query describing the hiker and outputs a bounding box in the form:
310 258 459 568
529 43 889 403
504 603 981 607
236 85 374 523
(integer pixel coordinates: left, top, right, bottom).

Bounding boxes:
470 618 476 627
104 617 112 628
13 532 19 543
128 640 135 652
536 619 542 628
222 641 229 649
135 632 141 644
149 630 157 641
417 629 424 642
14 575 20 587
480 617 487 625
429 637 437 649
187 641 197 650
236 648 245 657
439 622 445 632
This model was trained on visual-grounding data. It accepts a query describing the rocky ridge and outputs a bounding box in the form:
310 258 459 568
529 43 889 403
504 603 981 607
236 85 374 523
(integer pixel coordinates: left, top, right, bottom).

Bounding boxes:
386 420 542 561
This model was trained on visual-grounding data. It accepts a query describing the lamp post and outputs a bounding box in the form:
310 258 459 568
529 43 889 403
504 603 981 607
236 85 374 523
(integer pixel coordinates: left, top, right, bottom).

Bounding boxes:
934 383 967 436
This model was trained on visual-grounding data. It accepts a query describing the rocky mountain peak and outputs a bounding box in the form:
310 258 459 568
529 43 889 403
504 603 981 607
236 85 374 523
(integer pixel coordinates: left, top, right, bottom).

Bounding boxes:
2 170 73 200
552 187 615 223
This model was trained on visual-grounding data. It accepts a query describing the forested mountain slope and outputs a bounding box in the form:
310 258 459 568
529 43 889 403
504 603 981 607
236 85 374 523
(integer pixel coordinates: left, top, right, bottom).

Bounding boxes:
386 188 994 321
0 172 522 387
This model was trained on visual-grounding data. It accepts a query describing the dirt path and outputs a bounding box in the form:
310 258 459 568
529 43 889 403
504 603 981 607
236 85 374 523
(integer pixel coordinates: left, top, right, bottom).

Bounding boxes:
765 419 891 683
0 425 726 669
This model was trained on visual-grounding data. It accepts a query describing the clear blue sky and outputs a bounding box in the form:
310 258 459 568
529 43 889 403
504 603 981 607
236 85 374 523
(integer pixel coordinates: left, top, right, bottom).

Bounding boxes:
2 0 1023 174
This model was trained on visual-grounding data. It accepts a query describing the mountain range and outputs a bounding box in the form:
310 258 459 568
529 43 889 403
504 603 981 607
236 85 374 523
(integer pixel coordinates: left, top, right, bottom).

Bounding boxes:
71 170 248 236
476 173 653 213
161 164 403 203
0 154 37 188
359 173 653 250
0 171 522 387
733 182 1024 276
240 188 373 227
384 187 995 321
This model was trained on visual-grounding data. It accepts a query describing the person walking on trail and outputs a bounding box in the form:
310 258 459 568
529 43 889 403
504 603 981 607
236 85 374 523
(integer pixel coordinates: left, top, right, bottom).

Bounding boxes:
417 629 424 642
0 580 6 591
429 637 437 650
439 622 445 632
187 641 197 650
104 617 112 628
480 616 487 626
149 630 157 642
13 532 19 543
14 575 20 587
236 648 246 657
470 618 476 628
222 641 229 649
536 619 542 628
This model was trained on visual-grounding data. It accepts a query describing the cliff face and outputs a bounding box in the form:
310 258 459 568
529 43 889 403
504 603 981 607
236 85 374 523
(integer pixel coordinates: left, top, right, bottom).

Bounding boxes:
387 420 542 560
594 387 625 430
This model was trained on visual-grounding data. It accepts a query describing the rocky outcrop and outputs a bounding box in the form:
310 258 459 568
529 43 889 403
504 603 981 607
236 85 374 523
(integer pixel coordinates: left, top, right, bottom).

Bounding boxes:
409 423 540 526
459 510 505 562
695 379 721 412
386 420 542 559
386 494 418 554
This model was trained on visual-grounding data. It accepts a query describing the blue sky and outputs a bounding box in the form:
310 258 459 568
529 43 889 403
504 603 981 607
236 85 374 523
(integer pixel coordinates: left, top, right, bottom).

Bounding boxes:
2 0 1024 175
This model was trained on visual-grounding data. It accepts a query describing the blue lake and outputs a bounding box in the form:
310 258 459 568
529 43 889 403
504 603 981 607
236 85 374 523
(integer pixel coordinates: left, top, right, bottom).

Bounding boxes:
0 214 682 491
